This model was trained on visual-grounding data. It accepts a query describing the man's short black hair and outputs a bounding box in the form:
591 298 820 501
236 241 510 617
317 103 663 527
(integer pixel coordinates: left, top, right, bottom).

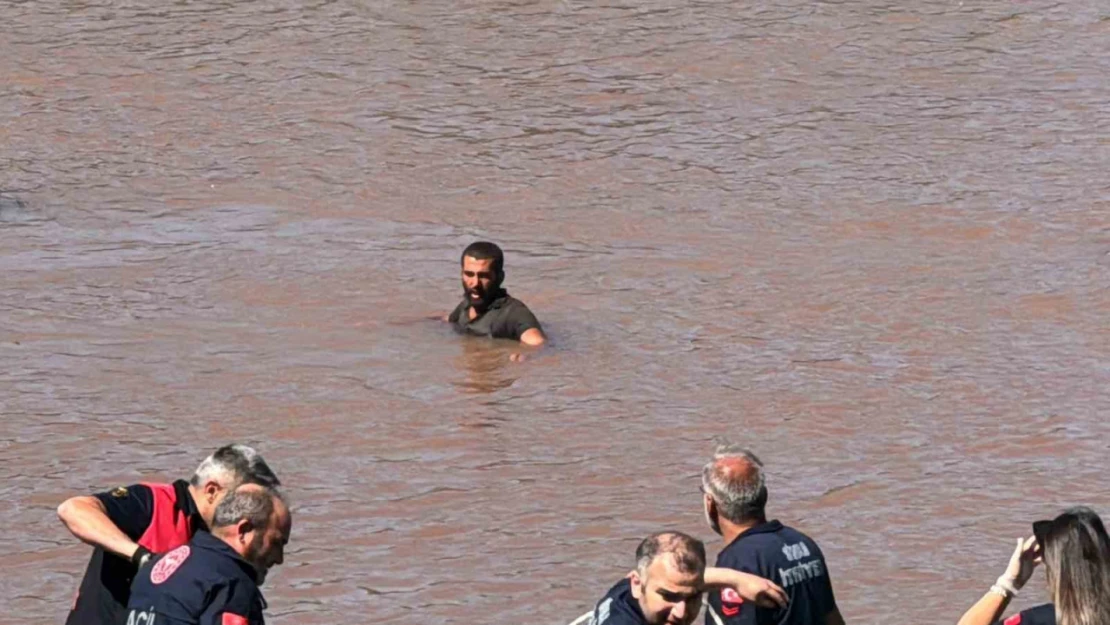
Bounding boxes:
461 241 504 274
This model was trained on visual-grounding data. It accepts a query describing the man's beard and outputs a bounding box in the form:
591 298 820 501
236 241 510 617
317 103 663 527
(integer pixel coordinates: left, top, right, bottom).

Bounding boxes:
244 532 269 585
704 499 722 536
462 282 500 309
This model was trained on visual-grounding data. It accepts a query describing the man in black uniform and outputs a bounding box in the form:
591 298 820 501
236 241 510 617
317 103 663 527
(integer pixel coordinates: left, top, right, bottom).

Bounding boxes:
445 241 546 346
700 444 846 625
588 532 707 625
124 483 291 625
578 533 788 625
57 444 281 625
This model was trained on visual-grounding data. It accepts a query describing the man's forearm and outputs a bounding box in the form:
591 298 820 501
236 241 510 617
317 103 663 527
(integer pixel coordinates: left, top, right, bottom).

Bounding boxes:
704 566 749 588
57 496 140 560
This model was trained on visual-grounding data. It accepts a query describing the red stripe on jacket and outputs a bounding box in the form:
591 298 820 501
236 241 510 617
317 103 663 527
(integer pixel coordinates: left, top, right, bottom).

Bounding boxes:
138 482 194 553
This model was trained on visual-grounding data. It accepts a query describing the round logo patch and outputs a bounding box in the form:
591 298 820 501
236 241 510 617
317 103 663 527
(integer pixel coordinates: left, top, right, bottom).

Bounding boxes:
150 545 190 584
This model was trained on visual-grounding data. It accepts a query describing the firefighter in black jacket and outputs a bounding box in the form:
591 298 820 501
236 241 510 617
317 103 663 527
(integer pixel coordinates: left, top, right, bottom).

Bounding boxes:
57 444 281 625
125 484 291 625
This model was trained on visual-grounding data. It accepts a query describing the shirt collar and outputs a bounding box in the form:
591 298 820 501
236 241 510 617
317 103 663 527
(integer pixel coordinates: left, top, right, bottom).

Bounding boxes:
174 479 209 533
723 519 784 549
462 289 510 312
192 530 261 581
617 578 646 622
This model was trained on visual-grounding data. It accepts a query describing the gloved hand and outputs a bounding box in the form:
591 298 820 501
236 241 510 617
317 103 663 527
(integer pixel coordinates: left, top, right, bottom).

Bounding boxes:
131 545 156 569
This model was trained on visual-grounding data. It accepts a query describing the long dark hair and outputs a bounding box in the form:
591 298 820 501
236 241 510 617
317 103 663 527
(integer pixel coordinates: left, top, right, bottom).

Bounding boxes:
1041 507 1110 625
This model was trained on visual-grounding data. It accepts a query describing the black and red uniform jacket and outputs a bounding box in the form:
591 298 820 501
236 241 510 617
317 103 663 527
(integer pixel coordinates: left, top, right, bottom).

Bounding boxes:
997 604 1055 625
65 479 203 625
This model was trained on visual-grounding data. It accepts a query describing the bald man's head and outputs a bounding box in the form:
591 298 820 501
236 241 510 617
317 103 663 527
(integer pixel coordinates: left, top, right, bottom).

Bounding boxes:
701 443 767 525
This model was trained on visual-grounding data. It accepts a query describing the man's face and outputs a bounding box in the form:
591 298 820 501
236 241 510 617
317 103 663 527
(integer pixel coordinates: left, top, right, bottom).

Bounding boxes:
244 501 291 585
461 256 499 309
631 555 705 625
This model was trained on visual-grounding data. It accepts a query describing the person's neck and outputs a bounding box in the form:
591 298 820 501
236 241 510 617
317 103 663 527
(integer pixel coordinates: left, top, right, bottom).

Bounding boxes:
187 484 213 526
719 515 766 546
468 289 504 314
210 527 249 559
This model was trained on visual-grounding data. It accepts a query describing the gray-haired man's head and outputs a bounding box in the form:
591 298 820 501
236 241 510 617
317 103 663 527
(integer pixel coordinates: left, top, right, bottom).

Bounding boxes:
211 483 291 586
191 444 280 489
701 443 767 534
189 444 280 527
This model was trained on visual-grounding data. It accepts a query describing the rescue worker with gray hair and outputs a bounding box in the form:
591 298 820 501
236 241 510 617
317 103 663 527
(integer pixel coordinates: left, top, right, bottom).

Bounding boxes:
701 444 844 625
57 444 280 625
124 483 291 625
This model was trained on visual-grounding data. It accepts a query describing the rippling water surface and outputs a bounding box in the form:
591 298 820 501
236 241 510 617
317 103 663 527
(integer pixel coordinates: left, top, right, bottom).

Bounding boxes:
3 1 1110 623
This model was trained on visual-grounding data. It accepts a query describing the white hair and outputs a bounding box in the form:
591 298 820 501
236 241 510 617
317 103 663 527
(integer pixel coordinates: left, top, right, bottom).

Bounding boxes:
190 444 280 489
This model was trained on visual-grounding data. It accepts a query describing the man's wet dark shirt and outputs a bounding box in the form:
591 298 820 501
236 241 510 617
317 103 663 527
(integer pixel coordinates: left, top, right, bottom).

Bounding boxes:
448 290 541 340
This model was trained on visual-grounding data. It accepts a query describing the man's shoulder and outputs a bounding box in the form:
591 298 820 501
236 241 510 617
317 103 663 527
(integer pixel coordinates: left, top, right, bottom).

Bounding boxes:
191 535 257 576
717 522 824 567
774 524 822 547
129 545 261 621
142 540 256 592
448 300 467 323
130 545 208 607
95 482 154 504
94 483 157 538
737 522 820 547
497 295 534 313
592 579 644 625
495 295 541 326
715 535 764 571
600 577 632 602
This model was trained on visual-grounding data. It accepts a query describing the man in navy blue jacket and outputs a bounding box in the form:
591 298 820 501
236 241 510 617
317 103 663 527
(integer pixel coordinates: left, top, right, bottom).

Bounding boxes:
124 484 291 625
589 532 708 625
700 444 845 625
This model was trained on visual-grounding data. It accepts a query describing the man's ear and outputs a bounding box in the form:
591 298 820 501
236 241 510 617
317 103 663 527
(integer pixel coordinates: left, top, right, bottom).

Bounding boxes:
204 480 222 503
237 518 255 543
706 493 721 517
629 570 644 599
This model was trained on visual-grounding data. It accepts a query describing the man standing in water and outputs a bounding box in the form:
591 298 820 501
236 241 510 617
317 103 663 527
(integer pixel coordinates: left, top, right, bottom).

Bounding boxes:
446 241 546 346
700 444 845 625
57 444 280 625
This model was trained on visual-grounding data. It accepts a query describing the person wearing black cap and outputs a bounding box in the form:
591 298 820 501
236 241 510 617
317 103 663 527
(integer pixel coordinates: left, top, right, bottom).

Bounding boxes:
445 241 546 346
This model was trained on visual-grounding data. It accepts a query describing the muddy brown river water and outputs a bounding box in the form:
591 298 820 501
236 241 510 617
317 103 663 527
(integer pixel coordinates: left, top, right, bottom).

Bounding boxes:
2 1 1110 624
